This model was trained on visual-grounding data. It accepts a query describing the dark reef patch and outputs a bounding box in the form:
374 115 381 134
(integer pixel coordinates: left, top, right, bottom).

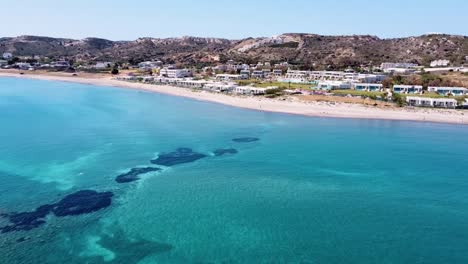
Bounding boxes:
1 190 113 233
0 204 53 233
51 190 113 217
115 167 161 183
151 148 207 166
232 137 259 143
213 148 238 156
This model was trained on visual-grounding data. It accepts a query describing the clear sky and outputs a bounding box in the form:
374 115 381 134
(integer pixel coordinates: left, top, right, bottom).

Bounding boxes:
2 0 467 40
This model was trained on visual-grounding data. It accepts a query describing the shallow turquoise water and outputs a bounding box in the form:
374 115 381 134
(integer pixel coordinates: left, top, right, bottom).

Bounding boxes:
0 77 468 263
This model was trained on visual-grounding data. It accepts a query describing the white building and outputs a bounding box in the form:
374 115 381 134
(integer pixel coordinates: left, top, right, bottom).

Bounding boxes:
94 62 112 69
16 62 32 70
159 68 191 78
428 86 467 96
406 97 458 108
393 85 423 94
204 82 237 93
138 61 162 70
233 86 272 95
251 70 265 79
285 69 385 83
215 74 243 81
430 60 450 67
381 62 418 70
52 61 71 68
317 81 352 90
272 69 283 77
353 83 383 91
2 52 13 60
240 70 250 79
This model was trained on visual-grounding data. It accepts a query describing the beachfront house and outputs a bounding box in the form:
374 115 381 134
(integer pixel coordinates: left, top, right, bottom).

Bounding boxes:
52 61 71 69
160 68 192 78
353 83 383 91
428 86 468 96
406 96 458 108
317 81 352 90
204 83 237 93
233 86 272 95
393 85 423 94
0 60 8 67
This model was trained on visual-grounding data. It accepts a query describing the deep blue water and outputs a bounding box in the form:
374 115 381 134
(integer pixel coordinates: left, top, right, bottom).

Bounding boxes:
0 77 468 263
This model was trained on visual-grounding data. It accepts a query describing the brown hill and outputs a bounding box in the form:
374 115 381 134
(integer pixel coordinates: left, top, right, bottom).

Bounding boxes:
1 34 467 68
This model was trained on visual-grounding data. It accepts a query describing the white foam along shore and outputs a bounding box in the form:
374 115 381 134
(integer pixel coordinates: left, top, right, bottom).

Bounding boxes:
1 71 467 125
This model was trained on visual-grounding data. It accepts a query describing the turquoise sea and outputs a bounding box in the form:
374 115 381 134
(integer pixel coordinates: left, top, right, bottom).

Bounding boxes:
1 77 468 263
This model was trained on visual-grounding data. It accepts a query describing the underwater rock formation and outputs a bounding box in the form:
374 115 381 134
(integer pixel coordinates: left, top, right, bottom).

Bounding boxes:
1 190 114 233
232 137 259 143
51 190 114 217
213 148 238 156
115 167 161 183
151 148 207 166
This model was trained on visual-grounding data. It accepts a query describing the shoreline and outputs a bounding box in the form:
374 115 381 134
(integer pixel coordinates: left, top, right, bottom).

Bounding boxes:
1 70 467 125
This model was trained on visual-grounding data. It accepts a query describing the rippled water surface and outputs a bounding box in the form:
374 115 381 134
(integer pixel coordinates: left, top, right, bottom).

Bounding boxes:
1 78 468 263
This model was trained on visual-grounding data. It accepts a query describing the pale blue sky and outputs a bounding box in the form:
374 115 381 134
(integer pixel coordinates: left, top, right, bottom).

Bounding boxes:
2 0 467 40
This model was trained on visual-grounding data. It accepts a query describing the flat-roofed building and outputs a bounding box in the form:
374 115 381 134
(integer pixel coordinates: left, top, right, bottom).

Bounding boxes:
428 86 467 96
317 81 352 90
215 74 243 81
159 68 191 78
353 83 383 91
406 96 458 108
393 85 423 94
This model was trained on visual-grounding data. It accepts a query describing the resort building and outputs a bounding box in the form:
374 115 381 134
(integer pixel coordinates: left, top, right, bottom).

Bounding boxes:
317 81 352 90
381 62 418 70
285 69 384 83
427 86 467 96
159 68 192 78
251 70 265 79
273 69 283 77
233 86 273 95
138 61 162 70
353 83 383 91
393 85 423 94
240 70 250 79
204 83 237 93
215 74 243 81
406 97 458 108
430 60 450 67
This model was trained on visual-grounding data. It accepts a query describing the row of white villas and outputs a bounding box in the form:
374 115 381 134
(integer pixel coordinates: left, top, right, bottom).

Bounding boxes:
285 69 385 83
117 76 274 95
392 85 423 94
406 97 458 108
427 86 468 96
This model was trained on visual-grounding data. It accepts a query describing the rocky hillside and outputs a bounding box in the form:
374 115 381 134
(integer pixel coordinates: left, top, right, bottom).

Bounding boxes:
1 34 467 68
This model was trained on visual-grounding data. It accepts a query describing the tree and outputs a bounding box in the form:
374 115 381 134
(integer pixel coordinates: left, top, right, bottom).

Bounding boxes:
111 67 119 75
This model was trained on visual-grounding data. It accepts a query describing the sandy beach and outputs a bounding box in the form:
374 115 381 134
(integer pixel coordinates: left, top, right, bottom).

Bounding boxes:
1 70 467 125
